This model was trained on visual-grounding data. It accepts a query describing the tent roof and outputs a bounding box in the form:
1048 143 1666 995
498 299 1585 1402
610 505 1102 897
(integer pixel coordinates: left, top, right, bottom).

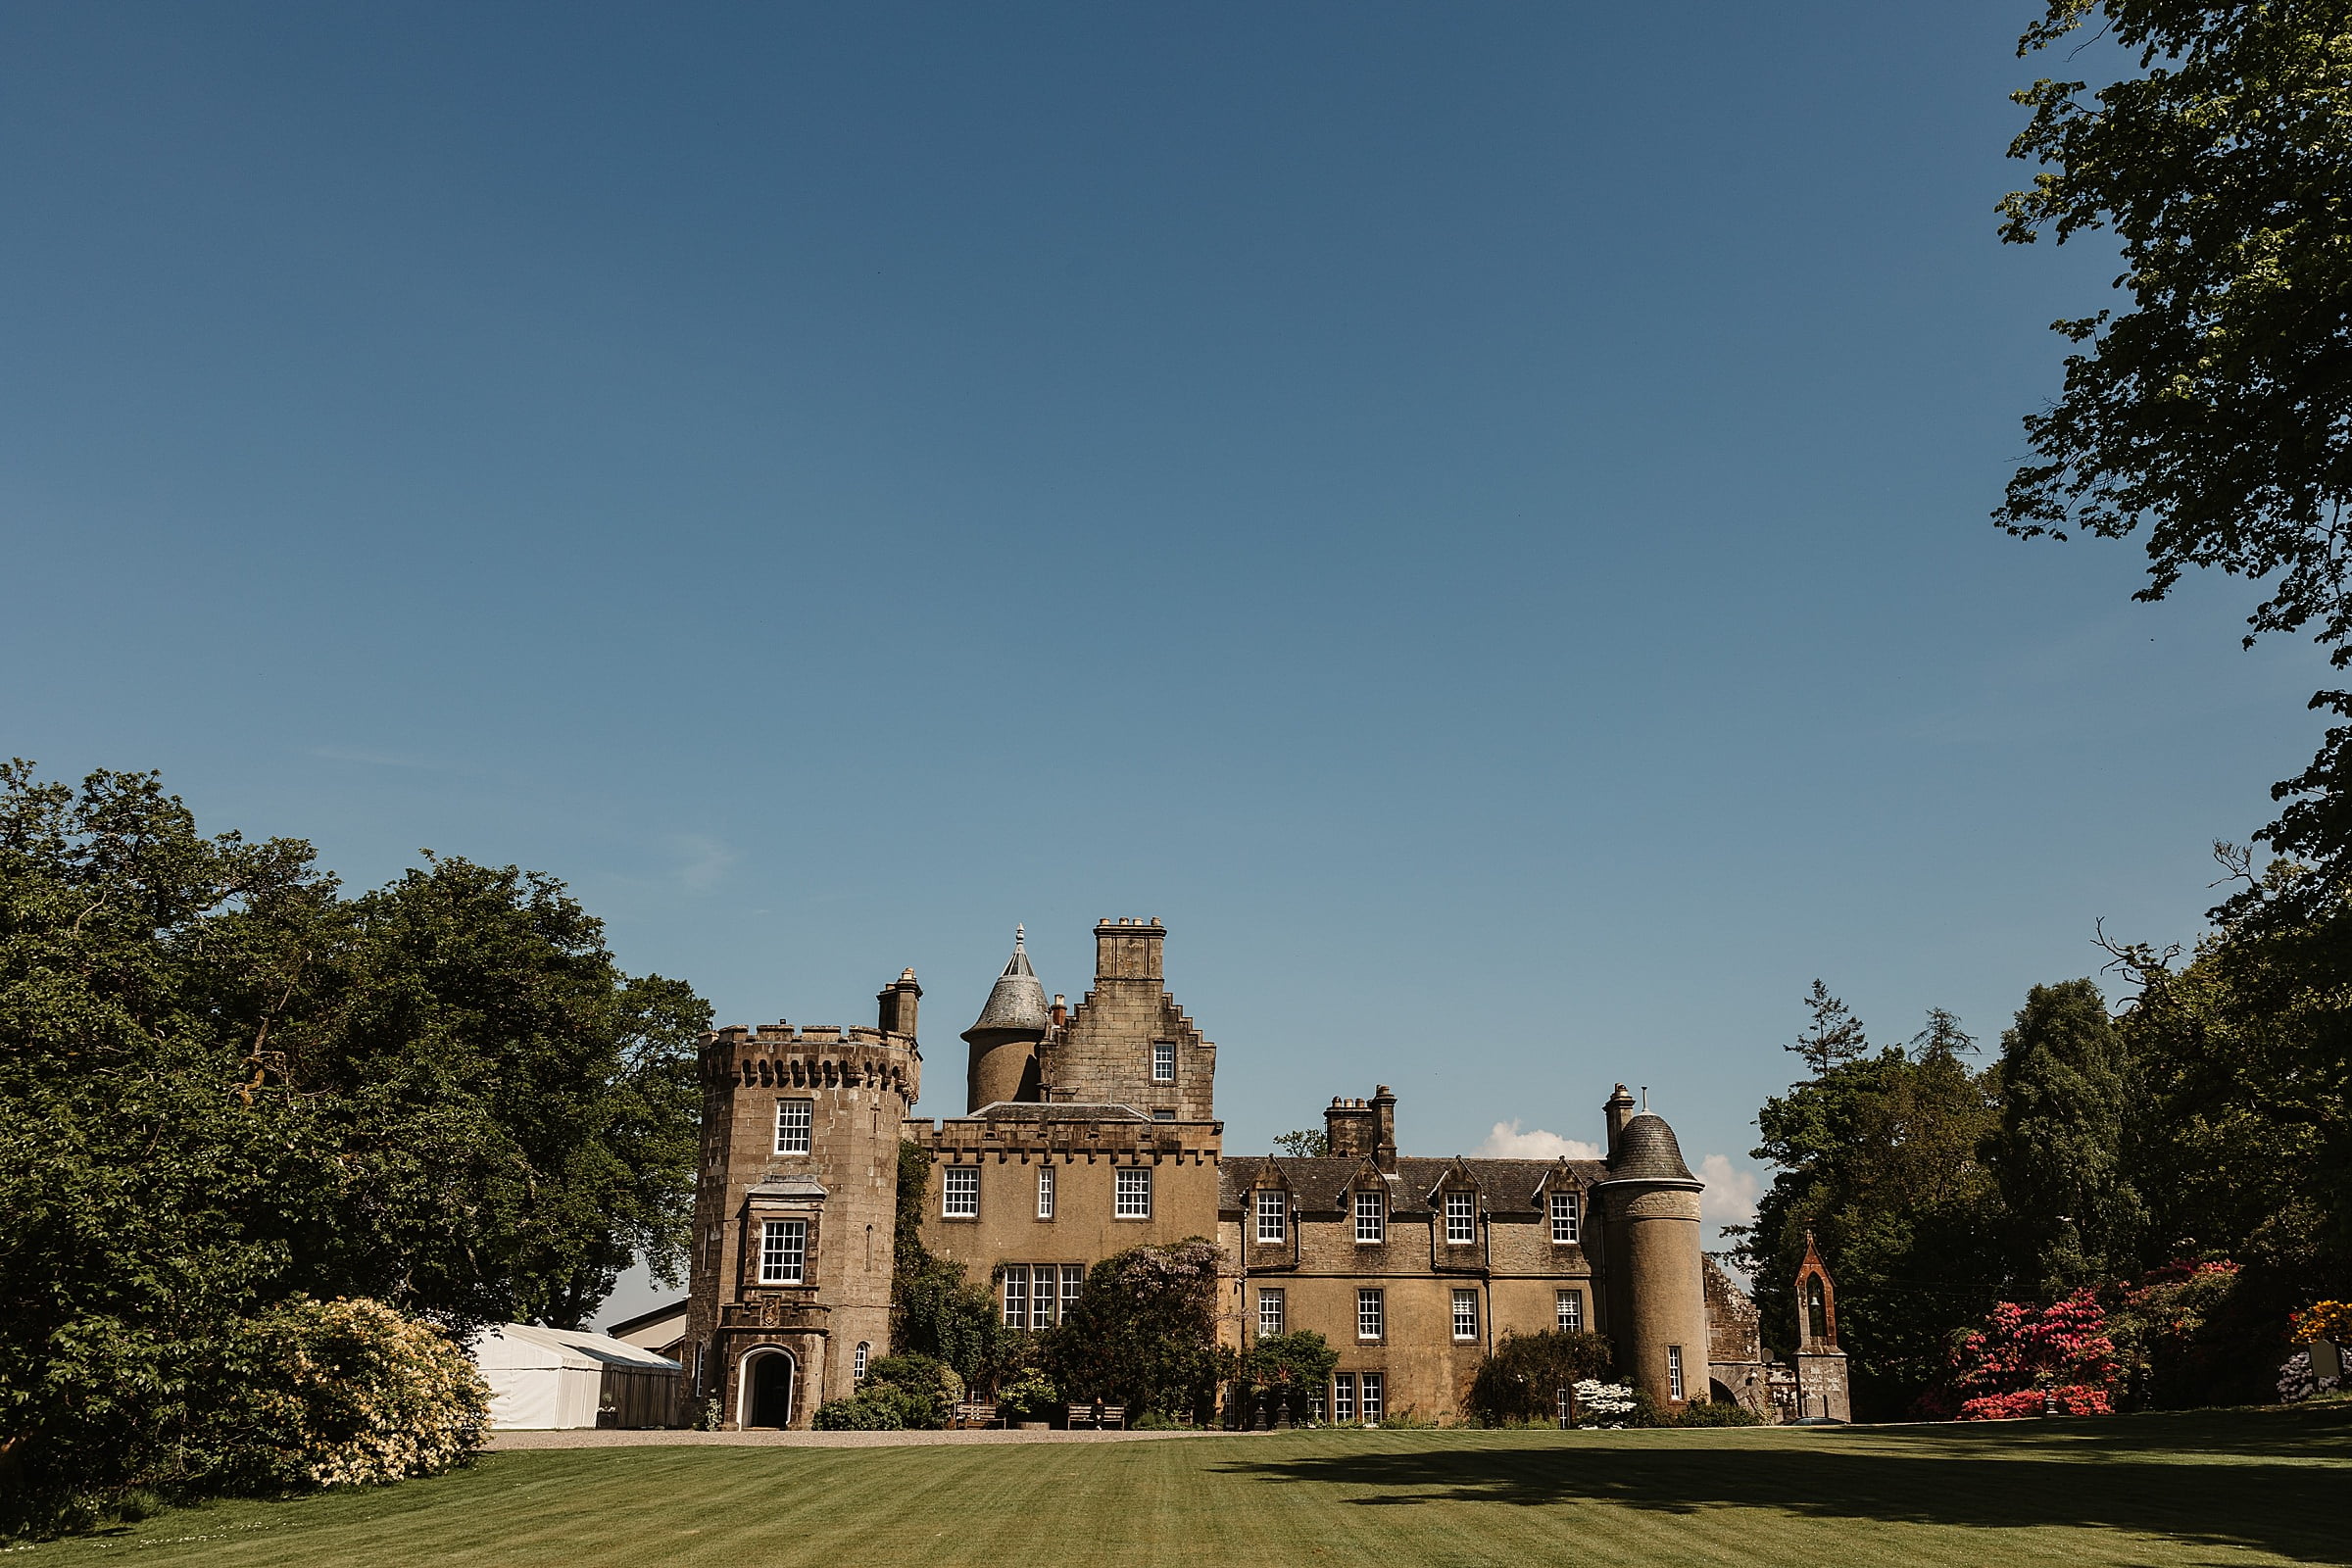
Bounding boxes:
471 1323 681 1373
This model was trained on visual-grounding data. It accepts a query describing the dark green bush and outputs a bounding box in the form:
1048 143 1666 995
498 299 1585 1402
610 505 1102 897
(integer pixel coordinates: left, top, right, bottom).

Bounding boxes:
1229 1331 1339 1427
858 1353 957 1428
1659 1397 1766 1427
1465 1330 1617 1425
810 1385 936 1431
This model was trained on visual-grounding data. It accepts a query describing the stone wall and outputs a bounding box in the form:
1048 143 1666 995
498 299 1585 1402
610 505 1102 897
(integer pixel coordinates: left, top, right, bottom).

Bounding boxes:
911 1114 1225 1295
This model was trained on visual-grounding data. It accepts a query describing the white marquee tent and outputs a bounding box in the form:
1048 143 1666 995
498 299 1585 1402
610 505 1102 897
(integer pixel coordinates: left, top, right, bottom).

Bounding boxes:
471 1323 682 1430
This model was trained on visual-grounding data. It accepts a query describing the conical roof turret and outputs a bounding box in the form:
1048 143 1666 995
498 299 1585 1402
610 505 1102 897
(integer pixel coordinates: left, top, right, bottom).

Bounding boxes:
962 925 1051 1042
1601 1110 1699 1185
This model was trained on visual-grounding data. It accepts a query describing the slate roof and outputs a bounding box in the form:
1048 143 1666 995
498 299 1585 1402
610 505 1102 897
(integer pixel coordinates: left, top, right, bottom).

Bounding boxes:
1220 1154 1609 1215
1598 1112 1698 1185
969 1101 1152 1123
963 930 1051 1040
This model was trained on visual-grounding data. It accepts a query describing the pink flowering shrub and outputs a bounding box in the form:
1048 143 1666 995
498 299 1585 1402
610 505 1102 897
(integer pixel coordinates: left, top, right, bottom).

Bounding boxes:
1924 1292 2119 1420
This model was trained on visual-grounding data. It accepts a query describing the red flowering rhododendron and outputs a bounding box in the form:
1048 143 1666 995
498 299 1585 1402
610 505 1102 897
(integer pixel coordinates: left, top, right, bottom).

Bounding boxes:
1929 1291 2120 1420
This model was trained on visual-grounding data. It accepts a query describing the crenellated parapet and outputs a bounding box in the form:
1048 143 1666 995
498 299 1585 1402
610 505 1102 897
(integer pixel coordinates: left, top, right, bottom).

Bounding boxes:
700 1025 921 1102
910 1112 1220 1167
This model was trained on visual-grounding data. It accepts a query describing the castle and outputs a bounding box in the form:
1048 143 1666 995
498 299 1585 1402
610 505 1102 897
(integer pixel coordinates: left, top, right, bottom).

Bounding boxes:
680 918 1842 1428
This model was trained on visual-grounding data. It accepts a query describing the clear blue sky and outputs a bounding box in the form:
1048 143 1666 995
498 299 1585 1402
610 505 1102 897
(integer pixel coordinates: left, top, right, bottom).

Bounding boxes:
3 3 2325 1322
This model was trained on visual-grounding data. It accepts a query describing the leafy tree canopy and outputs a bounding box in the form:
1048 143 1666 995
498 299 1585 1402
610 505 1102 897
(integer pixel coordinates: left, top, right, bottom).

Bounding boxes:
1987 979 2144 1298
2000 0 2352 656
2000 2 2352 921
1043 1240 1223 1422
1737 989 2005 1413
0 762 706 1514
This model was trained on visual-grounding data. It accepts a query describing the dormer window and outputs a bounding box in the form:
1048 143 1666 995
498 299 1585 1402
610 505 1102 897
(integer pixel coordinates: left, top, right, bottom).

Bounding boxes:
1550 1190 1581 1244
1256 1189 1287 1244
1446 1192 1476 1245
1354 1189 1385 1244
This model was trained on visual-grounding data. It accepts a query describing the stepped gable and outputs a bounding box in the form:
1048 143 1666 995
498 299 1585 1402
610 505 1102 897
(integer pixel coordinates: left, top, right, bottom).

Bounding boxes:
1039 917 1218 1120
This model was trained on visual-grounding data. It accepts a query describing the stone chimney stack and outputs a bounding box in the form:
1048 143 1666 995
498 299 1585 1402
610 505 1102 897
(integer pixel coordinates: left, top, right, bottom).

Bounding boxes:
876 968 921 1039
1093 916 1165 982
1325 1095 1375 1158
1370 1084 1397 1172
1604 1082 1638 1156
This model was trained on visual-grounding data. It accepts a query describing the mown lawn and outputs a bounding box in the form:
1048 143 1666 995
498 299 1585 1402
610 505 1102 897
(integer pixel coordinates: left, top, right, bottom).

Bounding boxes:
22 1404 2352 1568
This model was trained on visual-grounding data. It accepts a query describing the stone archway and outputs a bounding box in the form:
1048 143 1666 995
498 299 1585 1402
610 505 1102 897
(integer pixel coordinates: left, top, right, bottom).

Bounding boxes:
739 1347 798 1430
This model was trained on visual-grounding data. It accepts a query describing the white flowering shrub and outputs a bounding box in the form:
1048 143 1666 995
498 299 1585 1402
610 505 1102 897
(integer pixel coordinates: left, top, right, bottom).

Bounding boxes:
213 1297 490 1491
2277 1348 2341 1404
1572 1379 1638 1427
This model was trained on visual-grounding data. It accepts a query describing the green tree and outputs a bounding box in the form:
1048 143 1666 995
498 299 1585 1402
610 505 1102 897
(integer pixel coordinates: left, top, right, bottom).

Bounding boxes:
1464 1329 1616 1426
1270 1129 1330 1157
888 1140 1007 1388
1738 1001 2006 1415
1999 1 2352 660
1231 1330 1340 1427
2109 868 2352 1298
0 762 706 1522
1042 1239 1223 1422
293 855 708 1329
1998 3 2352 918
1790 980 1871 1078
1986 980 2144 1298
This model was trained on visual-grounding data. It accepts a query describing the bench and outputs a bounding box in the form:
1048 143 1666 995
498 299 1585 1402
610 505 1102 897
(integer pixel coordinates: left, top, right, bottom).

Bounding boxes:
1065 1403 1126 1430
955 1401 1002 1430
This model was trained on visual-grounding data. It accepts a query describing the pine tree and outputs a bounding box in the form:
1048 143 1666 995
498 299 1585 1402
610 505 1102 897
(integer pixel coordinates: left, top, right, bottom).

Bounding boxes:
1788 980 1870 1077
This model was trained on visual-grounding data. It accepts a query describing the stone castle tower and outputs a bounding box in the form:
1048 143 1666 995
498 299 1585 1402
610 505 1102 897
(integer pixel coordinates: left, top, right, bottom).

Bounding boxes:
678 970 922 1430
1592 1084 1713 1408
960 918 1214 1118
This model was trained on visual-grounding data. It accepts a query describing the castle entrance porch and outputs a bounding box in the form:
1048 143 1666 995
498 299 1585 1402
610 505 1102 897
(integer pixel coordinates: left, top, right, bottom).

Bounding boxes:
740 1348 798 1429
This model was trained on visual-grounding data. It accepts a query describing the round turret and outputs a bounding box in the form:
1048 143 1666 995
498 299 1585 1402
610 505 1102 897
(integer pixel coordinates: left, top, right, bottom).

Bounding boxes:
1593 1104 1711 1410
961 927 1048 1110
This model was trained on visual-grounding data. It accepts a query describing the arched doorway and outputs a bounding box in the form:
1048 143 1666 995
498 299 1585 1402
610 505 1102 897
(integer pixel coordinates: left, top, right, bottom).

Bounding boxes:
740 1348 797 1430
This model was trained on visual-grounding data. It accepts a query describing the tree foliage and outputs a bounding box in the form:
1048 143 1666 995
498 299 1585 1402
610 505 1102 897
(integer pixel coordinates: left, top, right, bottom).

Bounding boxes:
2106 866 2352 1317
1999 1 2352 658
1737 988 2006 1414
888 1140 1010 1389
1229 1331 1340 1427
1464 1329 1617 1426
1789 980 1872 1078
2000 1 2352 955
0 762 706 1523
1042 1239 1223 1422
1987 980 2144 1297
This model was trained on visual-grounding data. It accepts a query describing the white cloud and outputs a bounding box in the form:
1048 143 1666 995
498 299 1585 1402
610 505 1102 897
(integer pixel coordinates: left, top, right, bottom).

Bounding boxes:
1698 1153 1760 1231
1476 1120 1601 1160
